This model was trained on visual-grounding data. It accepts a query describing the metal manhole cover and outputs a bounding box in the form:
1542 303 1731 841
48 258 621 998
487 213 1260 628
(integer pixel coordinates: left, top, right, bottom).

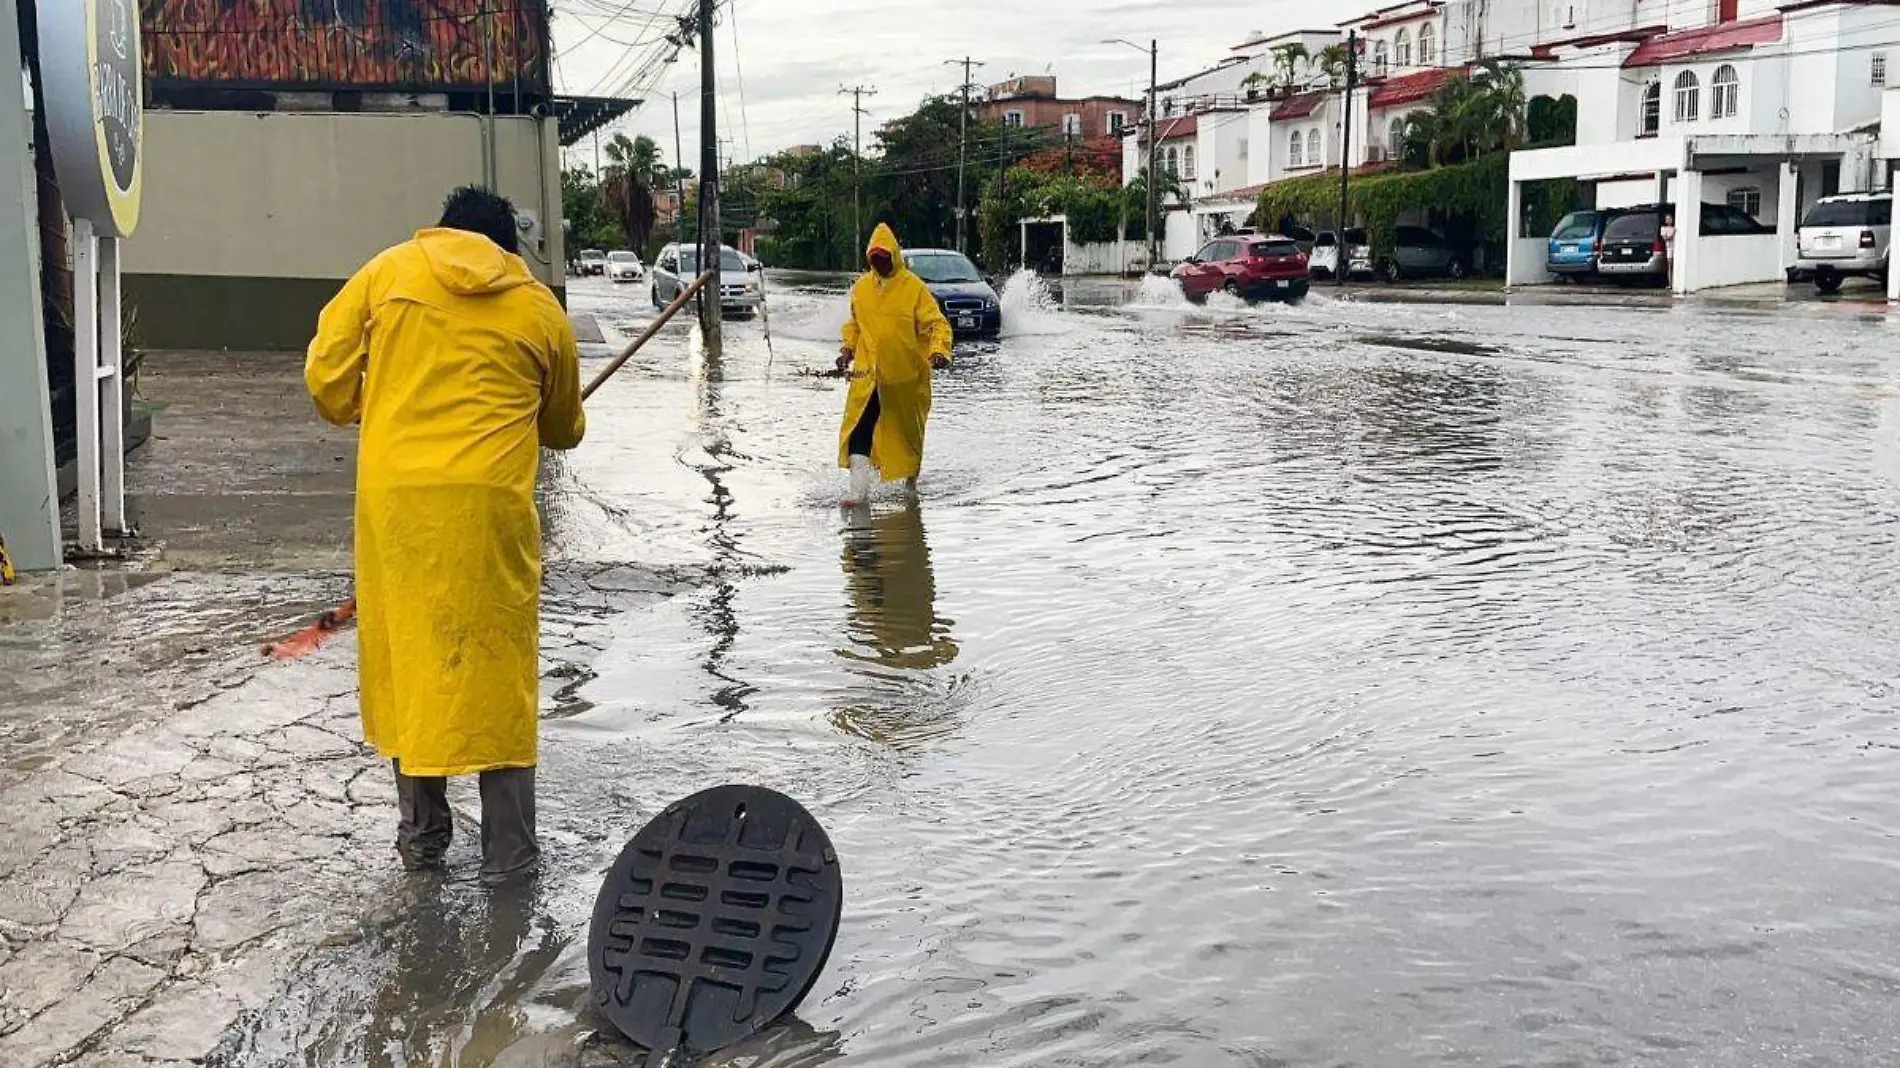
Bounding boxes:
589 785 843 1063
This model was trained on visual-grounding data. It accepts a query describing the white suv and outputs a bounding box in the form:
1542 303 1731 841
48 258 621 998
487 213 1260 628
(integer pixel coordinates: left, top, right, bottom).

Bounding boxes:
1794 192 1891 294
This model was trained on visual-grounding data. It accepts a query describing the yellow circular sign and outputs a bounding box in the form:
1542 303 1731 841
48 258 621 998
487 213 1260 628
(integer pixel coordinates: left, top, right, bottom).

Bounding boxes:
40 0 143 237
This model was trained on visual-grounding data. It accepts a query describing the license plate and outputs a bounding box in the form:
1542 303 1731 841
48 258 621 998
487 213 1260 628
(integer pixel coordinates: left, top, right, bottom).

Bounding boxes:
955 316 976 329
1561 244 1578 254
1816 236 1841 248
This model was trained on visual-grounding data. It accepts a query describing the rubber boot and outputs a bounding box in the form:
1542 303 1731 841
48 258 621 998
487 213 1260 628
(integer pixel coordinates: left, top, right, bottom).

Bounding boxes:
843 455 873 506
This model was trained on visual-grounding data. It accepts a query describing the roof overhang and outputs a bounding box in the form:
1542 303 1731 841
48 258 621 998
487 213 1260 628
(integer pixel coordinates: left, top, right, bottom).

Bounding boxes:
553 95 641 147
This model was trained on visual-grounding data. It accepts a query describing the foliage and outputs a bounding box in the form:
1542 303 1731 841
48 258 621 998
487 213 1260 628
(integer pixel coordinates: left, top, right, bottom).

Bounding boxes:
1317 44 1350 90
1397 59 1528 167
1254 153 1510 260
1528 94 1579 148
562 166 625 256
599 133 664 253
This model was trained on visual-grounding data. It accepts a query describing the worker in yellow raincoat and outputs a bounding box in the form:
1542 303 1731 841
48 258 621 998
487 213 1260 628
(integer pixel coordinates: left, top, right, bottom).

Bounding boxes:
836 224 953 505
305 187 585 880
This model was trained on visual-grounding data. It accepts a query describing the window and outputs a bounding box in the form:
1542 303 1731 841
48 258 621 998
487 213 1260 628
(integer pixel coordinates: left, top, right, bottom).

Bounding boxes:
1372 40 1390 77
1107 111 1128 135
1062 113 1082 136
1238 136 1249 160
1388 117 1406 155
1419 23 1437 66
1183 144 1197 179
1726 187 1762 219
1165 145 1180 175
1641 80 1661 135
1288 129 1304 167
1711 64 1739 119
1673 70 1699 123
1875 52 1889 87
1004 109 1024 127
1306 129 1322 166
1395 29 1412 68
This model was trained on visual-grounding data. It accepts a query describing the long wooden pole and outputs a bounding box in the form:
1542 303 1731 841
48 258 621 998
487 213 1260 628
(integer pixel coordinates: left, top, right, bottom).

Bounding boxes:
262 270 721 660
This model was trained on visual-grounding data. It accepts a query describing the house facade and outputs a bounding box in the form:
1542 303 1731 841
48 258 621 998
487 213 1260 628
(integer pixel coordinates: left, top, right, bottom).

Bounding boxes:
977 76 1141 141
1117 0 1900 290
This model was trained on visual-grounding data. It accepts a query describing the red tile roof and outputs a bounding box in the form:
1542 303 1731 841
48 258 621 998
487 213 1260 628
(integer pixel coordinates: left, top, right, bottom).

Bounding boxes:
1623 14 1783 68
1153 114 1198 141
1271 91 1328 120
1530 24 1667 59
1367 66 1458 109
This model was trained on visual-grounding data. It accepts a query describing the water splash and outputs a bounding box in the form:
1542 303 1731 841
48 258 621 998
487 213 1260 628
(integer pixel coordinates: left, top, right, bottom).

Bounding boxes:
999 270 1071 337
1128 274 1191 309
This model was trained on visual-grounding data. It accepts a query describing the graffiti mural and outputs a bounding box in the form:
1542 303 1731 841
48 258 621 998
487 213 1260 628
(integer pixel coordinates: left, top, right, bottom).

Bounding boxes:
140 0 547 93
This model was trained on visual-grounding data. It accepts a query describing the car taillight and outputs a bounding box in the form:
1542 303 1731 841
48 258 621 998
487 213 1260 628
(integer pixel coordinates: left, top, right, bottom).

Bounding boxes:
1861 229 1878 249
1651 238 1667 255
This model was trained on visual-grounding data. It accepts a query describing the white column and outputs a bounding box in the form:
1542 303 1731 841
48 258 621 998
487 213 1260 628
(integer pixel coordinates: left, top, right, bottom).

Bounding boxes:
1778 160 1801 277
1504 176 1523 288
1889 169 1900 305
1653 169 1669 204
99 237 126 535
72 217 100 552
1674 169 1702 296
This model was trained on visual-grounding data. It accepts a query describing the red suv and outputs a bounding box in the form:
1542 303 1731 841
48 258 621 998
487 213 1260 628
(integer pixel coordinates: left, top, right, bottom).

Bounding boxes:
1172 235 1311 303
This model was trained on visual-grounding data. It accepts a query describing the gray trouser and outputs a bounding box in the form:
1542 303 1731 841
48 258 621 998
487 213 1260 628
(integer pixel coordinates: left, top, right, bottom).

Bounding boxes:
392 759 538 877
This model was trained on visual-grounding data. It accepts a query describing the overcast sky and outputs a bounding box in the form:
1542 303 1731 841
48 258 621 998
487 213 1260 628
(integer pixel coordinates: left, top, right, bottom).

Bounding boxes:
551 0 1383 166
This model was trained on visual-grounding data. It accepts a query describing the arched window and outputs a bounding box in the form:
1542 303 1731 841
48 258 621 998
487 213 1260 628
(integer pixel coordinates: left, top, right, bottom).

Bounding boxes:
1306 129 1322 166
1419 23 1437 67
1288 130 1304 167
1711 64 1740 119
1641 80 1661 135
1394 29 1413 68
1373 40 1390 77
1388 117 1406 157
1166 145 1179 175
1673 70 1700 123
1183 143 1197 179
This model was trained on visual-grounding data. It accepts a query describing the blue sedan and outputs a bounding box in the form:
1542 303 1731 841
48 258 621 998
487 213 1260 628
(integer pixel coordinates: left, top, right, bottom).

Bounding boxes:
905 249 1003 337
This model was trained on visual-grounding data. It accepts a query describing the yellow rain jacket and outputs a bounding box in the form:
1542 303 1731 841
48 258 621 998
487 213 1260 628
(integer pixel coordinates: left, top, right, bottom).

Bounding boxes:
839 225 953 481
306 228 585 777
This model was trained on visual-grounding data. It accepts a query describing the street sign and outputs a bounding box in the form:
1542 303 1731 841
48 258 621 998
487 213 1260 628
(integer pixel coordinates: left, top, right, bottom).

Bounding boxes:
37 0 143 238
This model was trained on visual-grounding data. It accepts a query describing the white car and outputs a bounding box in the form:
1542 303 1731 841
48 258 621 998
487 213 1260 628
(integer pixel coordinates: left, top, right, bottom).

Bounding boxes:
650 242 764 318
606 250 645 283
1308 228 1370 280
1794 192 1891 294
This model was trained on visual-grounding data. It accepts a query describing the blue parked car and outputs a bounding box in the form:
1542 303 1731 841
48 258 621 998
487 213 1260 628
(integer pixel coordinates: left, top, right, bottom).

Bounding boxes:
1547 210 1609 280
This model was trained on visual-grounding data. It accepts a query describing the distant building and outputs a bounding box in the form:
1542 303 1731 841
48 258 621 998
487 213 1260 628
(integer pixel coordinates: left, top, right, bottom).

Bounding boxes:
976 76 1142 141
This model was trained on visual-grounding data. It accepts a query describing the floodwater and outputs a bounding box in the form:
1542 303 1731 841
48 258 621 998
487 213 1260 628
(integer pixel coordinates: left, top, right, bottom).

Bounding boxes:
239 273 1900 1066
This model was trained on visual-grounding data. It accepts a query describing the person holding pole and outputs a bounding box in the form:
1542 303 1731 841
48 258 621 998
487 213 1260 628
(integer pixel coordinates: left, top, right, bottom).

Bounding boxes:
304 186 585 881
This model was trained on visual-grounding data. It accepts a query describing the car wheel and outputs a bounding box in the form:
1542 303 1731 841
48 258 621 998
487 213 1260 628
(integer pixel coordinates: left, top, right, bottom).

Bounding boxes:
1381 260 1402 284
1222 279 1243 299
651 285 663 309
1815 266 1843 294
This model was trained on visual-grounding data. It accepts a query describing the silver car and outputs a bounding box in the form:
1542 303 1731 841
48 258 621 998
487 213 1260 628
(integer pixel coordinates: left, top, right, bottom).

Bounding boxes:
650 243 763 318
1795 192 1891 294
606 250 644 283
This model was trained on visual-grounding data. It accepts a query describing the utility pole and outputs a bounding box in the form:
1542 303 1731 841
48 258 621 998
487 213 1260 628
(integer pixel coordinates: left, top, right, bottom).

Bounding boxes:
672 91 688 247
1337 30 1358 290
483 0 498 190
1146 39 1158 272
840 84 877 252
696 0 722 352
944 57 984 253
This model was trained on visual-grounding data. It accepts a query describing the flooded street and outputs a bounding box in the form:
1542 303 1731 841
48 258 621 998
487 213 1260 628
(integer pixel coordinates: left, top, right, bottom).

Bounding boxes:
224 277 1900 1063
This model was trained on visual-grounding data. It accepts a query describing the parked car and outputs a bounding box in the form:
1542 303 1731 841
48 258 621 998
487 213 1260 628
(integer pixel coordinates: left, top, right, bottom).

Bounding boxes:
1308 228 1365 280
606 250 645 283
1375 225 1467 282
1547 210 1609 280
905 248 1002 336
1794 192 1891 294
650 243 763 317
577 249 607 276
1172 235 1310 302
1598 202 1770 285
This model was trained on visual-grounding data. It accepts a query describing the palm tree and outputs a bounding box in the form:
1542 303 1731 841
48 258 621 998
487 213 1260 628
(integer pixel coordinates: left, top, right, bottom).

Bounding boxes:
600 133 662 251
1318 44 1350 90
1472 59 1528 152
1270 42 1310 92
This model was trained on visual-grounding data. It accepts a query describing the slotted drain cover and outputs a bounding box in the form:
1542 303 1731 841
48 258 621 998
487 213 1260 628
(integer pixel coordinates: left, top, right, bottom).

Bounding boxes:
589 785 843 1063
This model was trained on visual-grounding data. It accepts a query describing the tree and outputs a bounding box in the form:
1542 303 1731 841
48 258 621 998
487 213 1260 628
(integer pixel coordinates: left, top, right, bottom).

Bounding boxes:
599 133 663 251
1270 42 1310 92
1318 44 1350 90
1397 61 1529 166
561 166 625 257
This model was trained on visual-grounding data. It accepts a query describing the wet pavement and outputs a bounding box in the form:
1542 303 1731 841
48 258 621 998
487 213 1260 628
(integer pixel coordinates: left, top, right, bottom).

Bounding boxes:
7 271 1900 1065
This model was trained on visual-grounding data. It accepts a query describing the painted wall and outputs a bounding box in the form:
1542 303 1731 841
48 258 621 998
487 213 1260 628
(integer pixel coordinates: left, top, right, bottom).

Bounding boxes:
1692 233 1783 288
1194 110 1251 196
123 110 564 350
1245 105 1275 186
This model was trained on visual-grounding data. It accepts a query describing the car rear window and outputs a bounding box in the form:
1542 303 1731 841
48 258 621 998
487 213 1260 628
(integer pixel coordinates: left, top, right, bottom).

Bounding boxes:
1553 212 1598 240
1603 212 1660 241
1251 240 1301 257
1803 199 1891 227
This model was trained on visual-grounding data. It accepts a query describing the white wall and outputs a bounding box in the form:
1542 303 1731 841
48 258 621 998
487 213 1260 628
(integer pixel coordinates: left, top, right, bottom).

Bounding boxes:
1509 236 1550 285
1245 105 1275 186
1596 177 1671 208
1064 236 1136 275
1692 233 1783 289
1164 210 1198 262
1195 110 1250 196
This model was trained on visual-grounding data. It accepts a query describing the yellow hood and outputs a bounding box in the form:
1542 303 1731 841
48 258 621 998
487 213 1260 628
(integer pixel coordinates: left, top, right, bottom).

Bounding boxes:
413 227 536 296
866 223 906 273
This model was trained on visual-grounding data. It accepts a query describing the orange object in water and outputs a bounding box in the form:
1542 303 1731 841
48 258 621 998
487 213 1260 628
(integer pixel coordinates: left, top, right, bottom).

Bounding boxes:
261 598 356 660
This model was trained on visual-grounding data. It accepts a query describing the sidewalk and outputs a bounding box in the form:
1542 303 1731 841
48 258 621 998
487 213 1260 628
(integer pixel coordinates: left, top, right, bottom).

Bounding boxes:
0 350 691 1066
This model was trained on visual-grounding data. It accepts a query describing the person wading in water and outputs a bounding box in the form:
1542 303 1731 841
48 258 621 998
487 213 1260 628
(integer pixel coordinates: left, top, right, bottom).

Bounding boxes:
836 224 953 506
305 186 586 881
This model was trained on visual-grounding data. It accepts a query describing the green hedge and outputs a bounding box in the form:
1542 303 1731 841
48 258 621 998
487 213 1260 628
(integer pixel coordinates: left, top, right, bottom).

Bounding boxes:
1254 154 1509 259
